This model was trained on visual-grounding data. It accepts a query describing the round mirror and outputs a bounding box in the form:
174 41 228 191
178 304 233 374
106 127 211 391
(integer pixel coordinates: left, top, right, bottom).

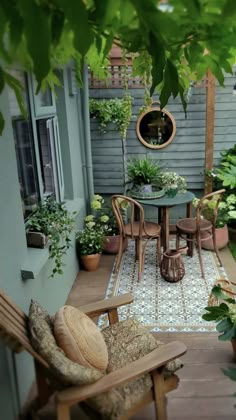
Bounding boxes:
136 105 176 149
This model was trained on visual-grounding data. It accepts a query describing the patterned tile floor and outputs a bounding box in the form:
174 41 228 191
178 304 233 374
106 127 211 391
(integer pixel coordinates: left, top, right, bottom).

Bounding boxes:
100 241 228 332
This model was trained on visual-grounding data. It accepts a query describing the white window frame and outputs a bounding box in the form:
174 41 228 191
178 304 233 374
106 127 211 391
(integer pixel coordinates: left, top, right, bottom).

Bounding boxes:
31 75 56 117
26 74 64 204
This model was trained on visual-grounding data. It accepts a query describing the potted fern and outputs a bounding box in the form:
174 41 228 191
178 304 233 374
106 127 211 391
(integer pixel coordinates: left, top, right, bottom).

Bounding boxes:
127 157 161 194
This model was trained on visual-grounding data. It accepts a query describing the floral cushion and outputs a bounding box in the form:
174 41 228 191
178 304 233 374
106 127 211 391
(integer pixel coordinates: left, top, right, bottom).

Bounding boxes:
28 300 103 386
86 318 183 419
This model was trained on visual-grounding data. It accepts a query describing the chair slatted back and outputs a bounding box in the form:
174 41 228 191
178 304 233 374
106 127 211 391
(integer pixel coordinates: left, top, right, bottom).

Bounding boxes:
0 289 49 368
111 195 145 239
196 189 225 227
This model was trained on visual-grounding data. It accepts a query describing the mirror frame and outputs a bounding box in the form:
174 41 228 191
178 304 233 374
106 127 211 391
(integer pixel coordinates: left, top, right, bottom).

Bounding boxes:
136 105 176 149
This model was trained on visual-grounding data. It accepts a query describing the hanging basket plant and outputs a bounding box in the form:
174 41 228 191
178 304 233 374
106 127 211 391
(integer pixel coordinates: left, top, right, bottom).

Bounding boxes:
89 95 133 141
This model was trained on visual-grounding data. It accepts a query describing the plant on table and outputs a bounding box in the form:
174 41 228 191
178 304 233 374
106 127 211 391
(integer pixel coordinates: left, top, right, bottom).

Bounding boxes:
127 157 161 191
27 197 75 277
158 171 187 196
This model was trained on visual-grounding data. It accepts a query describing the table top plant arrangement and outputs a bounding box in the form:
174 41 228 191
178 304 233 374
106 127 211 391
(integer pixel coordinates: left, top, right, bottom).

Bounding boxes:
158 171 187 197
127 156 162 197
27 197 75 277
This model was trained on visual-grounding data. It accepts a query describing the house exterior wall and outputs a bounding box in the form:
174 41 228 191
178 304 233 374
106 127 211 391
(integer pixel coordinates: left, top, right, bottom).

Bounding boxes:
90 71 236 222
0 66 89 418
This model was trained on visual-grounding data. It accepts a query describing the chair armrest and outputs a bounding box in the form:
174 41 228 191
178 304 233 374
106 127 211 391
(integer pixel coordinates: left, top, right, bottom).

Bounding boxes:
78 293 134 318
56 341 187 405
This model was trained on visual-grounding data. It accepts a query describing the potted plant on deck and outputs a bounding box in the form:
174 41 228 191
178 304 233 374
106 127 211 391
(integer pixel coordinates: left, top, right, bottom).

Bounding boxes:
26 197 75 277
127 156 161 196
86 194 127 255
193 194 236 249
76 224 105 271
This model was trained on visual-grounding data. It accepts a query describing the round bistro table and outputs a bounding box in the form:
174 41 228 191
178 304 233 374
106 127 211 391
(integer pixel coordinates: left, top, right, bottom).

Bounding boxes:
137 191 195 251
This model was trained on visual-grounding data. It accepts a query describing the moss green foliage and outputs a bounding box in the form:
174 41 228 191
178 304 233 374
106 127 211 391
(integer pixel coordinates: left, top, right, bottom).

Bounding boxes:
202 285 236 341
2 1 236 133
127 157 161 187
27 197 75 277
89 95 132 140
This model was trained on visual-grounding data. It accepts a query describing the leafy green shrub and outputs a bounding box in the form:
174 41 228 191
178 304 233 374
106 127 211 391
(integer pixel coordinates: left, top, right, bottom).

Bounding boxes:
202 285 236 341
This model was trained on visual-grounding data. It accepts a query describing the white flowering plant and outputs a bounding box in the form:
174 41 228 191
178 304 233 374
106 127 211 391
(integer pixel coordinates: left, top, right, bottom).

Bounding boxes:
192 194 236 228
202 285 236 341
76 195 120 255
158 171 187 192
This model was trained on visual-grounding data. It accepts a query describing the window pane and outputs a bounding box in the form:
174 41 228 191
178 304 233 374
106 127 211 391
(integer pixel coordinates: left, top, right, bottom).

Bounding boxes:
37 87 53 107
8 70 40 219
36 119 56 196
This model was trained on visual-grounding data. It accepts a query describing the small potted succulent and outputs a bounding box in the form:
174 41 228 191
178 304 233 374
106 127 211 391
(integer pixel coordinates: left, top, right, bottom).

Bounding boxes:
127 157 161 194
158 171 187 197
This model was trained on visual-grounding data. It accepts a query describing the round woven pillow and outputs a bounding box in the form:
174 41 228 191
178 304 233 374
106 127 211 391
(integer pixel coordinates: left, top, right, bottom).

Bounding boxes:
54 305 108 372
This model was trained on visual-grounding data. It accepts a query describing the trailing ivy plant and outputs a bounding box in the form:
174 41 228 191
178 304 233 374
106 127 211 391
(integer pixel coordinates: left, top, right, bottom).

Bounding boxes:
89 95 132 141
27 197 75 278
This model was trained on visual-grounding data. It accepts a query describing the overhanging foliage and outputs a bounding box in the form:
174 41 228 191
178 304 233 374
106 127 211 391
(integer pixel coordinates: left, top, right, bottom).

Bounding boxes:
1 0 236 134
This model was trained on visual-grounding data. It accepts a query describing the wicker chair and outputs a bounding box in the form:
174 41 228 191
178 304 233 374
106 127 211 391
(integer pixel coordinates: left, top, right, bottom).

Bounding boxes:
176 189 225 278
111 195 161 282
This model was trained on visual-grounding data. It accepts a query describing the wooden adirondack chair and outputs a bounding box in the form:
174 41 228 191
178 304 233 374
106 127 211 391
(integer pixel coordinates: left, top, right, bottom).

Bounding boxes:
0 289 187 420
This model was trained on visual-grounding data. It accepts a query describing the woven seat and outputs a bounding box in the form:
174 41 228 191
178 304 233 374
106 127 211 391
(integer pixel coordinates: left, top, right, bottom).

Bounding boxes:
176 189 225 278
124 221 161 237
112 195 161 282
176 217 212 233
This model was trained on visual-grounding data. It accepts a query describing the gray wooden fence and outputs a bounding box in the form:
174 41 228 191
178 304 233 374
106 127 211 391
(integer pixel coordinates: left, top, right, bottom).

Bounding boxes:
89 72 236 222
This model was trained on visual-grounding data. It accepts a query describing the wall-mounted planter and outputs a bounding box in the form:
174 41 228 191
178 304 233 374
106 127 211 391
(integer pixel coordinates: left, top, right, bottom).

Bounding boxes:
26 231 48 248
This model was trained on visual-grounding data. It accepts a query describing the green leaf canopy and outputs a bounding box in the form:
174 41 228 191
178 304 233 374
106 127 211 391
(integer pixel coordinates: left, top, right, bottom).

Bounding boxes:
1 0 236 133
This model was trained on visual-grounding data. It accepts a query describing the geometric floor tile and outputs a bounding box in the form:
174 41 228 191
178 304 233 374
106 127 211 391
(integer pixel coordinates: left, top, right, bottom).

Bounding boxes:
100 240 228 332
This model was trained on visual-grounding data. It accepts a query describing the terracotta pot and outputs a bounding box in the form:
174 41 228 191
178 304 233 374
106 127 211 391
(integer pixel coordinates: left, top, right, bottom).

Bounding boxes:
201 225 229 250
103 235 128 254
79 253 101 271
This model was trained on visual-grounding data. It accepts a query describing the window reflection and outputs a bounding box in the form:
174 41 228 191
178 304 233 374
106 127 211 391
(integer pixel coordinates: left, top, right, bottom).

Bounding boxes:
8 70 40 218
